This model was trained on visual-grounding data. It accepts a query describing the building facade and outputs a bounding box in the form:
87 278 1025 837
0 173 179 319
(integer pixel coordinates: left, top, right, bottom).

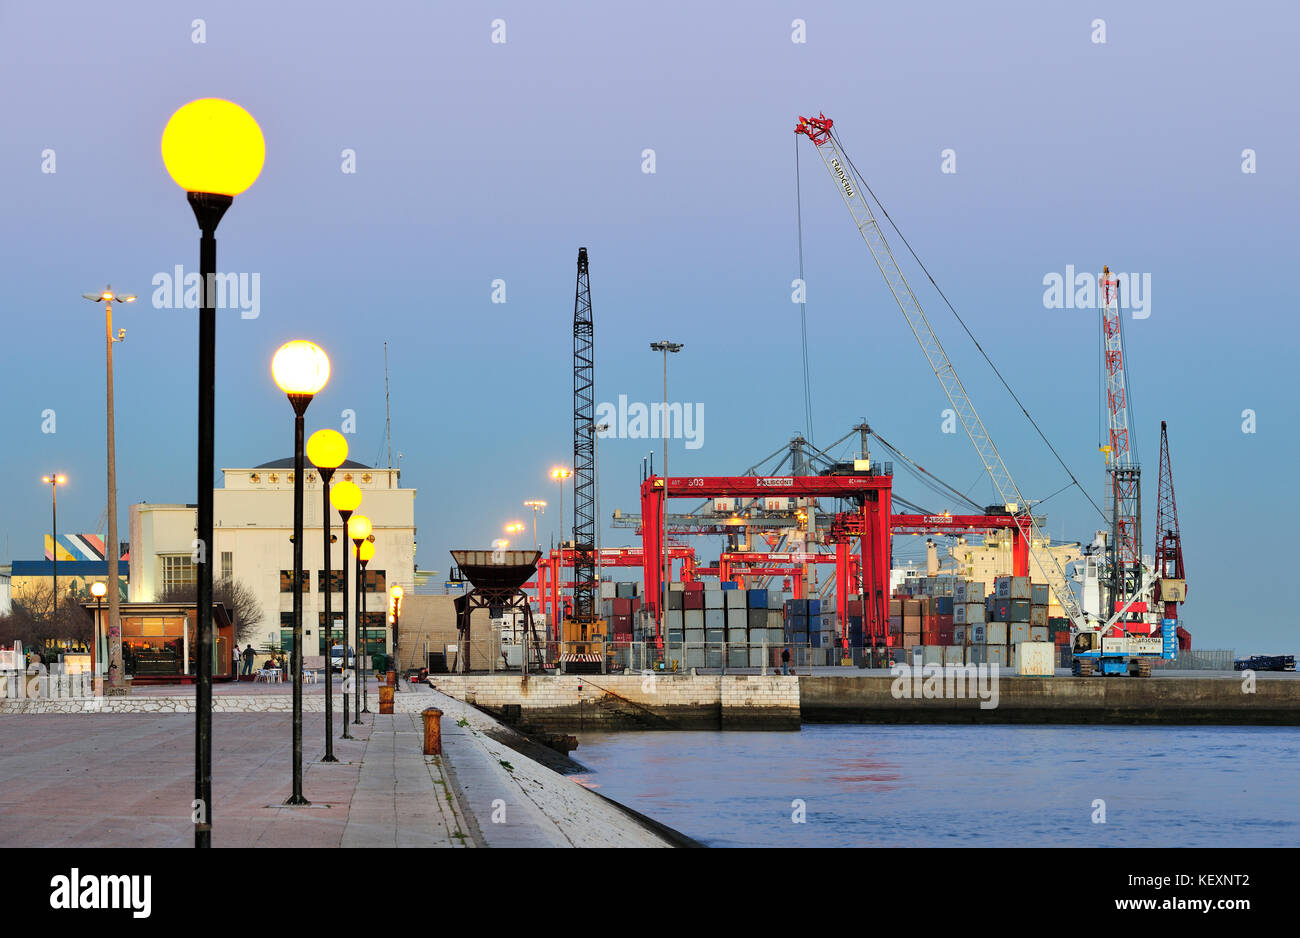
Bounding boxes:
129 458 416 658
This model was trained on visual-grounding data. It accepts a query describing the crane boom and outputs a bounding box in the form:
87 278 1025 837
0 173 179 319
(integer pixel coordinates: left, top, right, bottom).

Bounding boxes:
795 113 1087 627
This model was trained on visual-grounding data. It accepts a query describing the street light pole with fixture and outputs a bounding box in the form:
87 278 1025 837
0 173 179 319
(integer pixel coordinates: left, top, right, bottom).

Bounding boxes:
523 500 546 553
82 287 135 696
272 339 332 806
308 429 348 762
161 97 265 849
41 473 67 621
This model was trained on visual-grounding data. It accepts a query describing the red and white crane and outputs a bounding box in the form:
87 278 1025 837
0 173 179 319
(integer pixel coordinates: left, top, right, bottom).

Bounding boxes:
794 113 1087 628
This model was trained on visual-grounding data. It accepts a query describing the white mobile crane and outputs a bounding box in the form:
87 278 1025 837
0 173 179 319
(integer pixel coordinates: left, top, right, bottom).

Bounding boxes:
794 114 1169 674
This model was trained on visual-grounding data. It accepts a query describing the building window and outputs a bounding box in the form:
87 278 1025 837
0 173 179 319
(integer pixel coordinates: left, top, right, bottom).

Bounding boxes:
280 570 310 593
161 555 196 593
362 569 386 593
317 571 346 593
221 551 233 583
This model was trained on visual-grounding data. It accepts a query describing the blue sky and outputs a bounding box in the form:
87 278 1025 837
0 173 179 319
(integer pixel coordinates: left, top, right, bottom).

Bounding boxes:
1 1 1293 652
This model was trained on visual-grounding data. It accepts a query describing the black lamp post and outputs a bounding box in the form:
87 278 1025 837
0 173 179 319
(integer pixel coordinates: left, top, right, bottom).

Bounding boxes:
271 340 332 806
331 484 362 740
41 473 67 619
358 538 375 714
347 516 372 724
162 97 265 849
308 431 349 763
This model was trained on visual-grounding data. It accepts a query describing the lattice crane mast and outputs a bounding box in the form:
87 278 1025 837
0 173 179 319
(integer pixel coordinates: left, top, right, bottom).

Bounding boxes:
571 247 599 637
1154 420 1186 621
794 113 1088 628
1100 265 1143 617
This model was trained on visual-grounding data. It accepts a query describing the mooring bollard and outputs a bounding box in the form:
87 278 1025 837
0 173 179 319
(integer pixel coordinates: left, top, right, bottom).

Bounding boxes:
422 707 444 755
378 685 394 714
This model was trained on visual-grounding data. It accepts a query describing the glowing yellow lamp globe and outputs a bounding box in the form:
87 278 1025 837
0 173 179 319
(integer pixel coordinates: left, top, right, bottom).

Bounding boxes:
358 540 376 563
307 429 348 470
390 585 404 600
348 515 372 542
161 98 265 197
90 582 108 599
272 340 330 396
330 480 362 513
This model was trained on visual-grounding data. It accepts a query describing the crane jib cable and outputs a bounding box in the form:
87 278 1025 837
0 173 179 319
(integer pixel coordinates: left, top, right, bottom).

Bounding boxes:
831 130 1107 525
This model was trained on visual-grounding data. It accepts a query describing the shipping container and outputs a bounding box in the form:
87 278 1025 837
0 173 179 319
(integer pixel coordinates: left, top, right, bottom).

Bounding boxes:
986 621 1008 645
953 625 967 645
1029 604 1048 627
667 592 684 611
748 589 769 609
1029 625 1049 643
1014 641 1054 676
986 645 1010 667
704 608 726 629
990 599 1012 622
944 645 965 666
964 602 986 624
1031 583 1049 605
969 623 987 644
725 590 746 610
728 628 746 643
923 645 945 666
1009 622 1030 644
684 609 704 631
683 591 704 611
1010 599 1031 623
705 590 725 610
935 596 954 615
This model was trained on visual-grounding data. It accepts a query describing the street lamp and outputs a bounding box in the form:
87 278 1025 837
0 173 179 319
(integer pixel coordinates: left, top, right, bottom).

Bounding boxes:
330 481 362 739
348 514 372 723
90 581 107 676
550 467 571 548
162 97 265 850
505 521 525 539
82 287 135 696
272 339 331 807
523 500 547 552
358 537 376 713
388 584 403 687
649 341 683 648
41 474 67 619
307 428 348 763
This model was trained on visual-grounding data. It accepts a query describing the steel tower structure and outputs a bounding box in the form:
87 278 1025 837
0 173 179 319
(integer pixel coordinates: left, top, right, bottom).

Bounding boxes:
571 247 597 623
1101 265 1142 614
1154 420 1185 620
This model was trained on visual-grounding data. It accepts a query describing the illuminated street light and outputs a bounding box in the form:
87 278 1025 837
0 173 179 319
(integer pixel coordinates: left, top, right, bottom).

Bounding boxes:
307 428 348 763
161 97 264 850
271 339 331 806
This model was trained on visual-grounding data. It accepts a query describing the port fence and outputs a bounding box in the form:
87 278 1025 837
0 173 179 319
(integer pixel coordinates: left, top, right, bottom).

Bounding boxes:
442 638 836 675
1152 648 1236 671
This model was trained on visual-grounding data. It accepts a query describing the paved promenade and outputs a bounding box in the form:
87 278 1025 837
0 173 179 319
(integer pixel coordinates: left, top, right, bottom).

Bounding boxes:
0 681 675 848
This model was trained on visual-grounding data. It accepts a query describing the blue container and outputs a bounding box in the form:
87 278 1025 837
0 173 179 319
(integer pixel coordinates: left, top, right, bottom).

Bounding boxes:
935 596 954 615
808 598 821 616
720 581 738 590
748 589 769 609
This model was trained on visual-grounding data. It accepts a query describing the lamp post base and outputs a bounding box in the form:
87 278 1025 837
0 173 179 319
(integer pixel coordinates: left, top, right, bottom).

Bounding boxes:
284 795 311 806
320 754 339 763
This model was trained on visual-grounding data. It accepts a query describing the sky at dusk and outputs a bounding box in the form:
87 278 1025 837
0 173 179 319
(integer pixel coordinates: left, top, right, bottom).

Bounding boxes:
1 1 1294 652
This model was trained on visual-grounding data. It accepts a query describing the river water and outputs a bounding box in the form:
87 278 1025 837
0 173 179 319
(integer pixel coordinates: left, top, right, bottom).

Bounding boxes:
570 724 1300 847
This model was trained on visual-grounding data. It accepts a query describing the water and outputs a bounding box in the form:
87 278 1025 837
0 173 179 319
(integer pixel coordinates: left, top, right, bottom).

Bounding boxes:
570 725 1300 847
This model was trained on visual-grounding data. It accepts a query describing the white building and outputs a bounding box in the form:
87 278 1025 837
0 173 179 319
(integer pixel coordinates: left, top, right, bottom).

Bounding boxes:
129 458 416 658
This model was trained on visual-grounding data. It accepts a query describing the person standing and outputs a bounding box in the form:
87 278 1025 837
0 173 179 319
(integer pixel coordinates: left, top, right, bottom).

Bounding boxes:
232 644 240 682
241 644 255 677
781 647 791 676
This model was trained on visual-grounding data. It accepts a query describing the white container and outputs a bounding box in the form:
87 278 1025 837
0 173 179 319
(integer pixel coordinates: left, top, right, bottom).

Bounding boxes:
1014 641 1054 676
965 602 986 624
987 621 1008 645
966 581 985 602
1009 622 1030 644
922 645 945 666
944 645 965 665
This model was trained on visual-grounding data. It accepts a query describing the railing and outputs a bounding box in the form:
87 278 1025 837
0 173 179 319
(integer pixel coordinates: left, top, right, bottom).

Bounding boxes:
1152 649 1236 671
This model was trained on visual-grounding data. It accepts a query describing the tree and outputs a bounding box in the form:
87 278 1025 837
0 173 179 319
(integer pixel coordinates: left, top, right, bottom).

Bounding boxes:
156 578 265 644
0 581 93 656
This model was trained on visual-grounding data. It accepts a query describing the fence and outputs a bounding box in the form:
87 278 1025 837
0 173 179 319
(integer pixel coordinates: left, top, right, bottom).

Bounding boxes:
1152 648 1236 670
431 638 831 676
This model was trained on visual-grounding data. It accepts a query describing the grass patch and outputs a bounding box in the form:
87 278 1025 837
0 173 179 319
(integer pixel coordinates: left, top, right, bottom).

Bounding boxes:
498 760 514 772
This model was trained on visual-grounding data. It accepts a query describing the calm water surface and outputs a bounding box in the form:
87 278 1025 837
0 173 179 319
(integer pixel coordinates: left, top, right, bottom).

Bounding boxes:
570 724 1300 847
